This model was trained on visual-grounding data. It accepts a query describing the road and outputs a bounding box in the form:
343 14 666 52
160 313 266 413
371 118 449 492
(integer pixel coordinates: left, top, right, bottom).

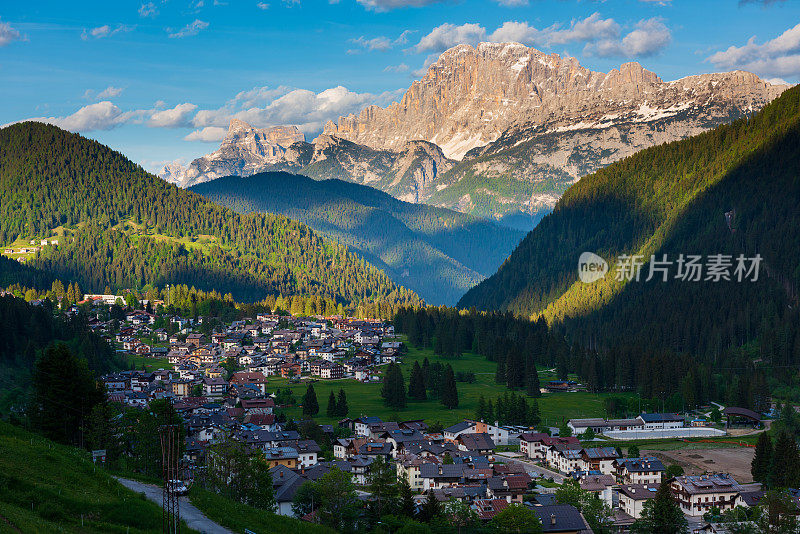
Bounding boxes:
495 452 566 483
114 477 234 534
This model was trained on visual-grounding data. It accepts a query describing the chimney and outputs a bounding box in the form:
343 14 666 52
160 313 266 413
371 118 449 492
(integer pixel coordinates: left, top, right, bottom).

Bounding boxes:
550 514 556 526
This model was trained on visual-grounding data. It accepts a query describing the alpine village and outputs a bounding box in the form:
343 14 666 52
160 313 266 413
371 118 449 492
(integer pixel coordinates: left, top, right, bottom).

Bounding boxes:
1 1 800 533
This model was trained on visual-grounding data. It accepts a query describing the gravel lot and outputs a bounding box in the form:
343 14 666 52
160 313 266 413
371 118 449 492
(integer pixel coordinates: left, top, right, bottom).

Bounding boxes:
645 447 756 483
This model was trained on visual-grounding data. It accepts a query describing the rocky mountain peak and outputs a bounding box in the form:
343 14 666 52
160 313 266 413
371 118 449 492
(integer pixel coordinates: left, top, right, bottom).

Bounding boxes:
323 41 786 160
160 121 305 188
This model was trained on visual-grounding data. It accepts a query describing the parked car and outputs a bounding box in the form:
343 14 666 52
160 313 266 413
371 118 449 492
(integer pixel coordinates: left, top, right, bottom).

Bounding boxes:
168 479 188 496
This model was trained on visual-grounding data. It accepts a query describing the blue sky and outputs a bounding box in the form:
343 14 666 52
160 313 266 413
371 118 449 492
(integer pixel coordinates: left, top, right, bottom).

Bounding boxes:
1 0 798 172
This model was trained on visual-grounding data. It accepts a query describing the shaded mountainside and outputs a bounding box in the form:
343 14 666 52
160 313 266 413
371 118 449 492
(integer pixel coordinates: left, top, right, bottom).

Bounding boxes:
0 122 419 308
191 172 524 305
459 84 800 360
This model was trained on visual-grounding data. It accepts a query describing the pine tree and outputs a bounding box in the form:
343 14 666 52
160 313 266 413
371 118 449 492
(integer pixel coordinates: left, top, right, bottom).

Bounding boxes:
408 360 427 401
528 399 541 427
631 479 688 534
752 432 773 484
336 388 348 417
421 357 431 390
475 395 486 422
495 356 506 384
398 478 416 518
381 362 406 410
326 390 337 418
441 364 459 409
420 491 441 522
485 398 495 424
526 358 541 398
302 384 319 416
771 431 800 488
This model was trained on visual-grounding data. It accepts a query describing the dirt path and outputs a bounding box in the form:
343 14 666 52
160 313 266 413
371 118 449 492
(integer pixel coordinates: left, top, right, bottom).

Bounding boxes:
114 477 234 534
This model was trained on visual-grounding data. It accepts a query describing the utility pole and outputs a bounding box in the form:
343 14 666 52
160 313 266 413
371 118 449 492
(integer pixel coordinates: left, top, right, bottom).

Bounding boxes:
159 405 180 534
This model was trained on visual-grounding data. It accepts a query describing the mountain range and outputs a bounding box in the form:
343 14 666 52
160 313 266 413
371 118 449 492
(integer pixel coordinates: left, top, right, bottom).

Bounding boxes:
162 42 788 224
190 172 524 304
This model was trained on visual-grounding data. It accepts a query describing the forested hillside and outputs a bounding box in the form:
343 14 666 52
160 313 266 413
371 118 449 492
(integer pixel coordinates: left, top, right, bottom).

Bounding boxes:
459 85 800 403
190 172 524 304
0 122 419 308
0 294 120 413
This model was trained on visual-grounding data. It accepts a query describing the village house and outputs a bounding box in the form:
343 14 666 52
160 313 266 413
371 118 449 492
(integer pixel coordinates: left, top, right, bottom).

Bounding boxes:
670 474 743 517
618 483 659 519
580 447 621 475
614 457 666 485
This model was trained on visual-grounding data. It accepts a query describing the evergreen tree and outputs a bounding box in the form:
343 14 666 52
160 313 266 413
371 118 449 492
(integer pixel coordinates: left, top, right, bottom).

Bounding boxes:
398 479 416 518
475 395 486 422
336 388 349 417
631 480 687 534
326 390 337 418
302 384 319 417
420 491 441 523
381 362 406 410
528 399 541 427
526 358 541 397
367 456 398 521
495 357 506 385
771 431 800 488
408 360 427 401
441 364 459 409
30 342 106 446
485 398 495 424
752 432 773 485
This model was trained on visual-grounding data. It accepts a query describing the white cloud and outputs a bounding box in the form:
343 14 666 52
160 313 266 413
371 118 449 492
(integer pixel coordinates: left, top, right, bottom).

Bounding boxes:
168 19 209 38
18 84 405 142
586 17 671 58
26 101 141 132
184 126 228 142
411 14 670 58
384 63 410 73
149 103 199 128
350 36 393 52
257 2 269 8
348 30 414 54
81 24 134 40
488 21 542 46
138 2 158 18
0 18 22 46
97 86 125 99
739 0 785 5
356 0 446 11
639 0 671 4
189 85 403 137
707 22 800 79
494 0 528 5
546 13 620 46
413 23 486 53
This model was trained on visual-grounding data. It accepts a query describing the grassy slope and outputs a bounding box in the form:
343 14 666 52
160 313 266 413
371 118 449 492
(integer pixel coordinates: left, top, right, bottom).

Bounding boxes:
0 422 186 533
269 337 635 427
188 487 334 534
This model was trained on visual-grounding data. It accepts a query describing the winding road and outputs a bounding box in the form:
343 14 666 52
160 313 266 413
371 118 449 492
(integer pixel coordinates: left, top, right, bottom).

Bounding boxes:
114 477 234 534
